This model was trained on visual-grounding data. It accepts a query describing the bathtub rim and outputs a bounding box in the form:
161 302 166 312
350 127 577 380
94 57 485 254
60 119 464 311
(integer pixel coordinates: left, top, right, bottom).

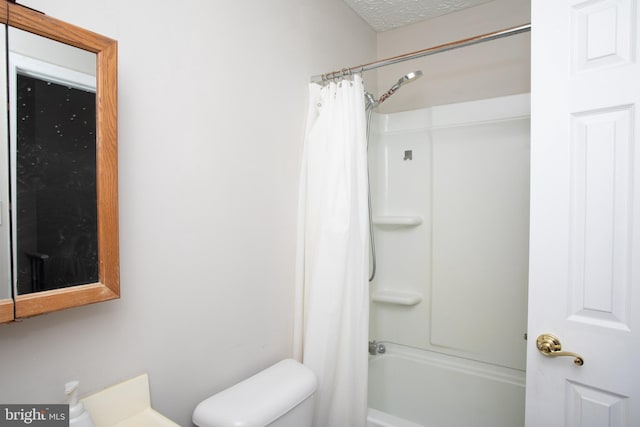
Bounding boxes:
368 342 526 388
367 407 425 427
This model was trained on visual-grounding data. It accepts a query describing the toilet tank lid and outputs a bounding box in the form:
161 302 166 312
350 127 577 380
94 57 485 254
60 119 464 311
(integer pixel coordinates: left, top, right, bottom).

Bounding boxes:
192 359 317 427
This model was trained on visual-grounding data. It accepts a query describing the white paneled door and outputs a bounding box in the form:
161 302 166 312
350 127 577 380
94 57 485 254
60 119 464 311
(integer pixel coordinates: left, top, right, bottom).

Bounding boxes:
526 0 640 426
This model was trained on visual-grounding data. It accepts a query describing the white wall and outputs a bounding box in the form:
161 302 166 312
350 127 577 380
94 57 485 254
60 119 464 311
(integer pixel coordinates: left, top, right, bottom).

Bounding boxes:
0 1 375 425
369 0 530 112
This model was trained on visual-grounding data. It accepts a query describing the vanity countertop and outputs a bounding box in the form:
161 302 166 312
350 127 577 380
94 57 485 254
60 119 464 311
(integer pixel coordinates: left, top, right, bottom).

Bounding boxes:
81 374 179 427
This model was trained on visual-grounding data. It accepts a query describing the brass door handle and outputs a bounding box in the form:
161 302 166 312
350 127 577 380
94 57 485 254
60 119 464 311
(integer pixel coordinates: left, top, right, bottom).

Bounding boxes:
536 334 584 366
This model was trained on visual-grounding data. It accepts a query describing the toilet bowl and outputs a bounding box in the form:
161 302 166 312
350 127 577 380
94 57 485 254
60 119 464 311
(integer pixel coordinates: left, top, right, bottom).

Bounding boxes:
192 358 317 427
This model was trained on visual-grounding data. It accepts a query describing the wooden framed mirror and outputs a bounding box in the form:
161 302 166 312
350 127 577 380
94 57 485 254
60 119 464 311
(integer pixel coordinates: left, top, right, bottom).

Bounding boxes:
0 5 11 322
0 1 118 323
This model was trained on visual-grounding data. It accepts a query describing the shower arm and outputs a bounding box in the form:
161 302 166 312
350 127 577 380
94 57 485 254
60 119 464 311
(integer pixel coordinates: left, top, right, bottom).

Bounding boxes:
376 84 400 105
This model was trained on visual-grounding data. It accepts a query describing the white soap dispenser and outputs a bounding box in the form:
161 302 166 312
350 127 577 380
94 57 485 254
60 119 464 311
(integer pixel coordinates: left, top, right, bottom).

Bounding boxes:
65 381 95 427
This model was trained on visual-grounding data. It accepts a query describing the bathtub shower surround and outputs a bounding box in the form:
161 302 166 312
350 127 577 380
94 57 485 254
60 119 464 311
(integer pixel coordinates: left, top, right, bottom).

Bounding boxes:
367 94 530 427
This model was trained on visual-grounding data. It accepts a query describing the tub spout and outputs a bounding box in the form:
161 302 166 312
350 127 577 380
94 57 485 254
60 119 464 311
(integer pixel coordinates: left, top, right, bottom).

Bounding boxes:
369 340 377 355
369 341 386 355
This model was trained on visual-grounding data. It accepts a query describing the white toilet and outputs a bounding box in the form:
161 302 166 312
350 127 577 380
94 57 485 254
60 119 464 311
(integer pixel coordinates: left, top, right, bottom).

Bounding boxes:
192 358 317 427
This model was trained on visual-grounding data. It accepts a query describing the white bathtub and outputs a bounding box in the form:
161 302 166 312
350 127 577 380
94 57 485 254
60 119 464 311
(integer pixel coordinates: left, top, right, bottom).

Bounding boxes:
366 343 525 427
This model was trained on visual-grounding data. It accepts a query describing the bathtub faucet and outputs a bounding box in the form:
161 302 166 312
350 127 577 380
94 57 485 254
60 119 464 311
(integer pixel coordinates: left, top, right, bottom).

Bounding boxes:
368 340 386 355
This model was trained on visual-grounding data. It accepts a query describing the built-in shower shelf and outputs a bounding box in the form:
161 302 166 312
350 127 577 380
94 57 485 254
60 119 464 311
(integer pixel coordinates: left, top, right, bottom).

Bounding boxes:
373 216 423 227
372 290 423 306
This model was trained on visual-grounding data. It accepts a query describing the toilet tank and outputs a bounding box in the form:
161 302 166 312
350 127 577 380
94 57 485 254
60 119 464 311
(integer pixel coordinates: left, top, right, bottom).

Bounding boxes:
192 359 317 427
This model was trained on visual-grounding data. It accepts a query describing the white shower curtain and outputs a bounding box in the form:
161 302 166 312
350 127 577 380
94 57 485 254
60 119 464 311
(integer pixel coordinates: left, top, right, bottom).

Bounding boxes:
293 75 369 427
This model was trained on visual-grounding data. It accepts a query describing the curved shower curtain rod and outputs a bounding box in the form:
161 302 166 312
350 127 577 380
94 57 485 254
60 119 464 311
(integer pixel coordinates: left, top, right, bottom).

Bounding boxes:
310 23 531 83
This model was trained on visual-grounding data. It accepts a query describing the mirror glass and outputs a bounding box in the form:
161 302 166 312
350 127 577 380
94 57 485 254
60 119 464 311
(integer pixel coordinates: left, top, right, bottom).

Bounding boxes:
8 28 98 295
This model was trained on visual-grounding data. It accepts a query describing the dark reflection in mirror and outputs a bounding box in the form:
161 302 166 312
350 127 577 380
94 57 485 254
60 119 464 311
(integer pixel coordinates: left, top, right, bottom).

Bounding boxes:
16 74 97 294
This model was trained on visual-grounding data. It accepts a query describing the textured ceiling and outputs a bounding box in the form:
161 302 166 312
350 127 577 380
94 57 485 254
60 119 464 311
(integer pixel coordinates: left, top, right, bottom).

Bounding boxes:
343 0 495 32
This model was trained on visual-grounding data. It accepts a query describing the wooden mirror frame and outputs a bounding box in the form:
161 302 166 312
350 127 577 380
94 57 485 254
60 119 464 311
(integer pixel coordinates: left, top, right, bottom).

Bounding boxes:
0 1 118 323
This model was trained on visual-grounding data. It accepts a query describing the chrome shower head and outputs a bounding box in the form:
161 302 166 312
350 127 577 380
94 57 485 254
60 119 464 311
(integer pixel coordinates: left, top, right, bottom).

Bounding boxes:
396 70 423 87
377 70 423 105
